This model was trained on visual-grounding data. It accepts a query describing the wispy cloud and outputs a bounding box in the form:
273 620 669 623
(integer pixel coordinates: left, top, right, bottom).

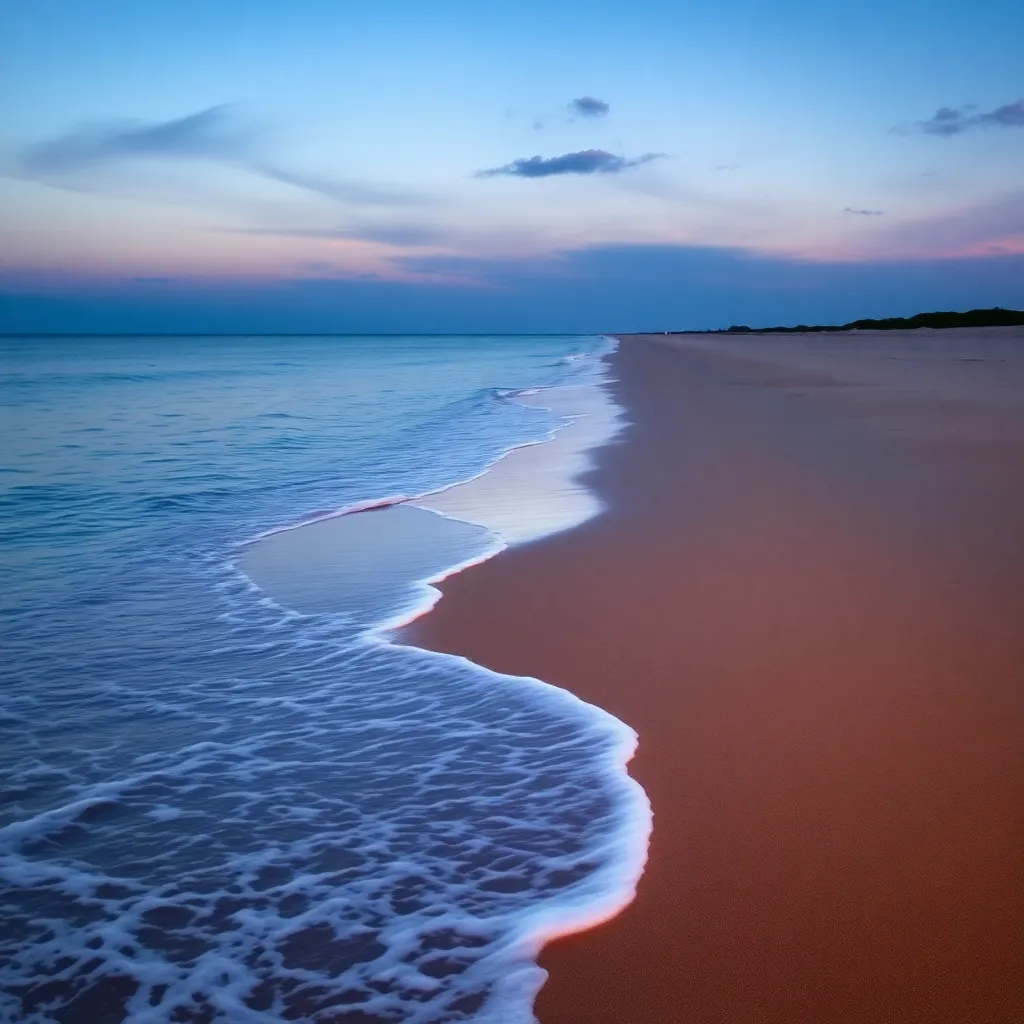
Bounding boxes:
901 98 1024 136
569 96 610 118
13 105 422 207
18 106 252 171
477 149 663 178
843 207 884 216
251 164 423 207
875 191 1024 257
228 222 451 247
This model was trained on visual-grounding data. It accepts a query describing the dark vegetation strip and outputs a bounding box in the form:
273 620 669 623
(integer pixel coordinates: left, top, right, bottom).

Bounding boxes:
674 306 1024 335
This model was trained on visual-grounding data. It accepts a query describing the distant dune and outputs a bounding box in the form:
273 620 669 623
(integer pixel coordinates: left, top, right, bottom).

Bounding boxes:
677 306 1024 336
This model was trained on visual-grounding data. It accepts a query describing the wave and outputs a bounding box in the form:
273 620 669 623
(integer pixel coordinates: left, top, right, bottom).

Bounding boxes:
231 335 652 1020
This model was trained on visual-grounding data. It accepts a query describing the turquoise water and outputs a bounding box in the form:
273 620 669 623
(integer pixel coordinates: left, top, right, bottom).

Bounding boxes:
0 335 641 1023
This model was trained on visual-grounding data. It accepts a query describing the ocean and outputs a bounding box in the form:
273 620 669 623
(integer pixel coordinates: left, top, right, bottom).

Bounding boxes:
0 334 647 1024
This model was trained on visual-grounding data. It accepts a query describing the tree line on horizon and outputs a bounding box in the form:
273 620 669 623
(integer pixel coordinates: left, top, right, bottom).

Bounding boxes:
687 307 1024 335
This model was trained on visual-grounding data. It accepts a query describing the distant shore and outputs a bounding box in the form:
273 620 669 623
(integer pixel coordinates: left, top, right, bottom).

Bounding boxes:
657 304 1024 336
410 326 1024 1022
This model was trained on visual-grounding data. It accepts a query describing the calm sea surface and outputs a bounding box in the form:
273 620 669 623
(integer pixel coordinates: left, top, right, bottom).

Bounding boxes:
0 335 640 1023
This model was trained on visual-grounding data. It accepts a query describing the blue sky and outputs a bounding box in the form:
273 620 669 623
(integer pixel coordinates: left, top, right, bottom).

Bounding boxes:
2 0 1022 331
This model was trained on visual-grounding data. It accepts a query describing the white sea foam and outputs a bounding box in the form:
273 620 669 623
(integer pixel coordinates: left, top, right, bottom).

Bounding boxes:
229 337 652 1021
240 336 626 635
412 378 623 548
1 632 650 1022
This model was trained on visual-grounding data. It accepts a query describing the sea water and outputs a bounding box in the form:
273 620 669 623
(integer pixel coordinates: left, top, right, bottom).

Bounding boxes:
0 334 647 1023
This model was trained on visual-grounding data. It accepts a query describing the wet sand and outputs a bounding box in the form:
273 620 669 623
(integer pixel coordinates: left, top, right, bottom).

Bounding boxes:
409 330 1024 1023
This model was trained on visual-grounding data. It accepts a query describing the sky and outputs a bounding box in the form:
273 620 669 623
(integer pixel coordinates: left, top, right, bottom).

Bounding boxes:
1 0 1023 333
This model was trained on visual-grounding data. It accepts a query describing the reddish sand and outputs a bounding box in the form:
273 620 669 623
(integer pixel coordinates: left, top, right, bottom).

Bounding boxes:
409 333 1024 1023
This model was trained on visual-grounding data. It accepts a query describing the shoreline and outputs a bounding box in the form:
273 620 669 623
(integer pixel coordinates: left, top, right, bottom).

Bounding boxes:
233 342 657 1017
409 329 1024 1022
235 346 623 636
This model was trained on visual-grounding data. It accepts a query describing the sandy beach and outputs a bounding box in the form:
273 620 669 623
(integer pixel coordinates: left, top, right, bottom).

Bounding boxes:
409 329 1024 1022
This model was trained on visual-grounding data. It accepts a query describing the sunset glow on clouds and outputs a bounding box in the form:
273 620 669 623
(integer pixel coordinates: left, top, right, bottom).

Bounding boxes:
2 0 1022 331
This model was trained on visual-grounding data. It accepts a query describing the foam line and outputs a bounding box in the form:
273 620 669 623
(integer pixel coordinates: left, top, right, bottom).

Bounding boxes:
264 336 652 1019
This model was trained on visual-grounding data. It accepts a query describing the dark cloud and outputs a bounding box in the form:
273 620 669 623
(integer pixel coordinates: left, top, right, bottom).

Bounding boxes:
5 245 1022 335
905 98 1024 136
981 98 1024 128
14 106 422 207
913 106 972 136
569 96 610 118
477 149 663 178
844 207 885 216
